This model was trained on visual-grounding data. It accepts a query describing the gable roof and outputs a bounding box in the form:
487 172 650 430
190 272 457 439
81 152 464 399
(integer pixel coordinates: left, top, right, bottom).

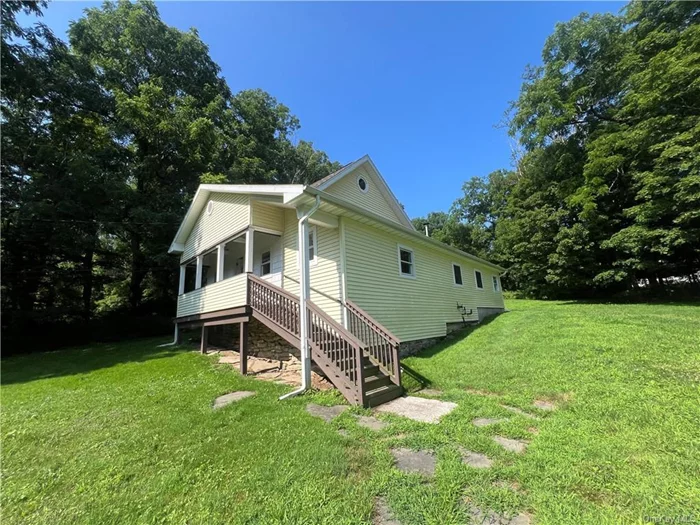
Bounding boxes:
311 155 415 230
168 184 304 253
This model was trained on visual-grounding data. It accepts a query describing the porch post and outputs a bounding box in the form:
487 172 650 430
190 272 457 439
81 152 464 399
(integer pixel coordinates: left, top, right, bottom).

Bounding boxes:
244 228 254 273
216 243 225 282
195 255 203 289
178 265 186 295
200 325 208 354
239 321 248 375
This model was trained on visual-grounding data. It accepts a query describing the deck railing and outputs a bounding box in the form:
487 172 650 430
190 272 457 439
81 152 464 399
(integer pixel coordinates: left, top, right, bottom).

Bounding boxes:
247 274 300 339
344 300 401 386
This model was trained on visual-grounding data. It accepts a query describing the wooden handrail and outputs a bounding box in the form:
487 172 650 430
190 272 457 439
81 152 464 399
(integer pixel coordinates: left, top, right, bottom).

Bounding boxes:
307 300 366 349
344 299 401 386
345 299 401 345
248 273 299 302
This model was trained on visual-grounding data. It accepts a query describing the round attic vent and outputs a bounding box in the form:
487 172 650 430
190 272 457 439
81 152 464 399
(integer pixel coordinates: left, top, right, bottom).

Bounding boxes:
357 175 368 193
206 200 214 215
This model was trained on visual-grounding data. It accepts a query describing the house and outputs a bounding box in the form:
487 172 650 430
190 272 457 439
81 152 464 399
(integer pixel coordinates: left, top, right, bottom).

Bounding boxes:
169 155 505 407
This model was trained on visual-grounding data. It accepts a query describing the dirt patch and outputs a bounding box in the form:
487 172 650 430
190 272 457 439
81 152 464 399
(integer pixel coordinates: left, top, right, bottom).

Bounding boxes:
466 505 531 525
533 399 556 411
218 351 333 390
355 415 388 431
500 405 540 420
465 388 501 398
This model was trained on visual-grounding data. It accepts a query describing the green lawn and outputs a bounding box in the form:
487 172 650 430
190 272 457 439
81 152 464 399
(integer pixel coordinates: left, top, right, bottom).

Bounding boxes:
2 300 699 524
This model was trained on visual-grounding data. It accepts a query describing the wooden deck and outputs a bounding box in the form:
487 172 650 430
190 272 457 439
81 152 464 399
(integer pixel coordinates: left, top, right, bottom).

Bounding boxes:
175 273 403 407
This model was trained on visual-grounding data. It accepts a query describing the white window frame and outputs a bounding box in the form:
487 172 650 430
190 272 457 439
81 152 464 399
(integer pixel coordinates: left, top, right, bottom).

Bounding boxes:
452 263 463 286
492 275 500 292
308 226 318 267
474 269 484 290
261 251 271 276
397 245 415 279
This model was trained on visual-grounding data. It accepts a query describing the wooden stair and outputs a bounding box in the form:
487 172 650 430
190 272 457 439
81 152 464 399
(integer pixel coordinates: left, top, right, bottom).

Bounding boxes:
247 274 402 407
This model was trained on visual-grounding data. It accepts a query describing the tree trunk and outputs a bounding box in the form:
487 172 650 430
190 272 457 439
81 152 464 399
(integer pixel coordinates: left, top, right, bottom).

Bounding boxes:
81 240 95 323
129 233 147 310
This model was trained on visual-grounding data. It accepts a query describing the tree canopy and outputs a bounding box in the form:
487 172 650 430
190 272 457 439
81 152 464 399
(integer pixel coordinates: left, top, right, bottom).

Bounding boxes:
1 0 340 351
416 1 699 298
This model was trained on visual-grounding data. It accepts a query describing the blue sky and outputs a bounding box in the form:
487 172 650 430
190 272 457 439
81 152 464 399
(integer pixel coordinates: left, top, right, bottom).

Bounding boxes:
34 1 624 218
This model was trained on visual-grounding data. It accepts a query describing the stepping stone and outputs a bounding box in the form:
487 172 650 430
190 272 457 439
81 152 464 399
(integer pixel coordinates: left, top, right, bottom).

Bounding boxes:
468 506 531 525
306 403 348 422
212 391 255 409
373 496 401 525
391 447 436 476
459 448 493 469
419 388 443 397
218 355 239 365
375 396 457 424
493 436 528 454
472 417 506 427
533 399 556 411
355 415 387 431
337 429 350 437
500 404 539 420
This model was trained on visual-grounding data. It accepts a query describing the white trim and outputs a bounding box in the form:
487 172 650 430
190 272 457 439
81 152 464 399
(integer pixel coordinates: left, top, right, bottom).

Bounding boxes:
356 173 369 193
244 228 254 273
474 269 484 290
195 255 203 290
397 244 416 279
339 217 348 328
178 265 186 295
216 243 225 282
250 226 284 237
302 186 504 272
308 225 318 267
452 263 464 286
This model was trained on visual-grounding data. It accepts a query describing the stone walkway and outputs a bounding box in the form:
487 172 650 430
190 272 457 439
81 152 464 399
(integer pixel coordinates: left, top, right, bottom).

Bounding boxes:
459 448 493 469
212 391 255 409
306 403 347 422
375 396 457 424
493 436 529 454
390 448 436 476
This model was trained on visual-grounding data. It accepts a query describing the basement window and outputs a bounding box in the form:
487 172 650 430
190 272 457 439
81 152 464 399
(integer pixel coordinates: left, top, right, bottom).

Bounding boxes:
453 264 463 285
475 270 484 290
398 246 414 277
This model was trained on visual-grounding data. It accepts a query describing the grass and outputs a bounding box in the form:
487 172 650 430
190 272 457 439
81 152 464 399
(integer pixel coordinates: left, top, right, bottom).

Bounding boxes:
2 299 699 524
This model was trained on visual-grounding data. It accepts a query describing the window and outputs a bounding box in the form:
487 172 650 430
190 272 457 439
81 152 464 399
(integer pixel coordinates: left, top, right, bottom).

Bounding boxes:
357 175 369 193
183 261 197 294
398 246 414 277
261 251 271 275
493 275 500 292
201 249 218 287
308 226 317 265
475 270 484 289
453 264 463 285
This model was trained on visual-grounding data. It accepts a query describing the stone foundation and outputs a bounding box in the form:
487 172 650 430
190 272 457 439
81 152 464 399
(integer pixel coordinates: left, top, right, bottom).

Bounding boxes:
399 337 442 357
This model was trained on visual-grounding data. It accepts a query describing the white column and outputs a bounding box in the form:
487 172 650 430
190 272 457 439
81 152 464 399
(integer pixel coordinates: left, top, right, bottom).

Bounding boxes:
178 265 186 295
195 255 203 289
244 228 254 273
216 243 225 282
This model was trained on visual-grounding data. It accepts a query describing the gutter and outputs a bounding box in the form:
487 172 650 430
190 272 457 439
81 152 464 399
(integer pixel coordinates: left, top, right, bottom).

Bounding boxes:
279 194 321 401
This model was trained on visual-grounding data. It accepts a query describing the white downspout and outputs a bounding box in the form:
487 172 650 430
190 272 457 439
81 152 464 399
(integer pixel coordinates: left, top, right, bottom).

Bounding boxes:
280 194 321 401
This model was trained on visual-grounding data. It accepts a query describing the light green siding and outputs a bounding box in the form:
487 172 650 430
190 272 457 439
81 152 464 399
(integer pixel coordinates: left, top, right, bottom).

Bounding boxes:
343 217 504 341
323 166 404 226
281 209 343 323
176 273 247 317
181 194 249 262
251 201 284 232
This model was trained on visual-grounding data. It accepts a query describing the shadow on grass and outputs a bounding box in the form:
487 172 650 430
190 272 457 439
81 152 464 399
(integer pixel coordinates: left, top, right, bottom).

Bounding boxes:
0 338 191 386
414 313 505 360
399 313 506 393
558 298 700 307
